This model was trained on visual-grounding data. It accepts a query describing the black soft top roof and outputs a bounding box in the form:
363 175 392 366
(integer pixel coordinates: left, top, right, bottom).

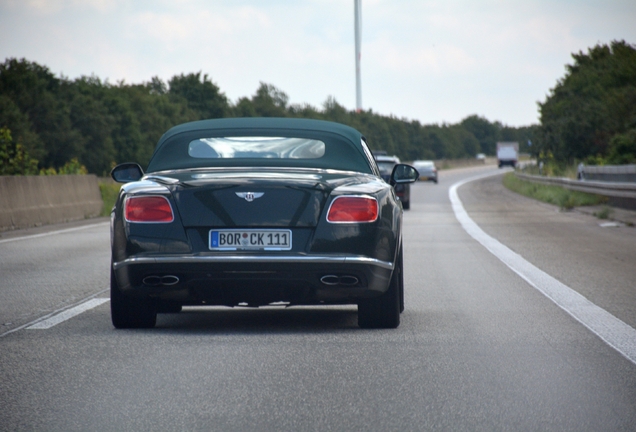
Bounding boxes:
146 117 374 174
157 117 363 146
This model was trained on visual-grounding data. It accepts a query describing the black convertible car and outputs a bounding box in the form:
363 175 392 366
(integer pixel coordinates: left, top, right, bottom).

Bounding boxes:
110 118 418 329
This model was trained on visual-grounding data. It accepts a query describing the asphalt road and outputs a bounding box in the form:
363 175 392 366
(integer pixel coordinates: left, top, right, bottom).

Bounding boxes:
1 166 635 431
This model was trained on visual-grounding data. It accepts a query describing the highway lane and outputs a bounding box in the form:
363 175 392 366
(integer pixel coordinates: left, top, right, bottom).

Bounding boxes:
1 166 635 431
0 219 111 335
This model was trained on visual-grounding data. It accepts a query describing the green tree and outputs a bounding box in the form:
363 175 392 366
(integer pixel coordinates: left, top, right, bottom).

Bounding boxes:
322 96 350 124
0 58 84 169
460 115 500 155
537 41 636 163
0 94 42 158
0 127 39 175
251 83 289 117
606 129 636 164
123 82 193 167
1 57 541 174
233 97 257 117
422 126 447 159
64 76 117 175
168 72 228 119
403 120 434 161
288 103 321 119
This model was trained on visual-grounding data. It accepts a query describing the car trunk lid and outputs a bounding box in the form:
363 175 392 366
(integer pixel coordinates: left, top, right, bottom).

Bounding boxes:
170 170 335 228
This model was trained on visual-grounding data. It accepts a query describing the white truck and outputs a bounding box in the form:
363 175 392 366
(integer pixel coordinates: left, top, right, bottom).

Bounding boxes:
496 142 519 168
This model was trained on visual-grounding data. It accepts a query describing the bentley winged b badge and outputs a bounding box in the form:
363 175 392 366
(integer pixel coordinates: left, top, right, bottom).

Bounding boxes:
235 192 264 202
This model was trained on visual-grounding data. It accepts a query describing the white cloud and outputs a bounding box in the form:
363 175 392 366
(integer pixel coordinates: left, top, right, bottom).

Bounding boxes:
16 0 120 14
1 0 635 126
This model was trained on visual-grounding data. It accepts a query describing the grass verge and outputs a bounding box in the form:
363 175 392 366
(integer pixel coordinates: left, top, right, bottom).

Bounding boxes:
99 182 121 217
594 206 614 220
502 173 607 210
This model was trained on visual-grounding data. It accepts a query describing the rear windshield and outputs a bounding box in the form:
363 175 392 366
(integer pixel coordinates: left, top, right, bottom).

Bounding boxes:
188 137 325 159
146 130 372 174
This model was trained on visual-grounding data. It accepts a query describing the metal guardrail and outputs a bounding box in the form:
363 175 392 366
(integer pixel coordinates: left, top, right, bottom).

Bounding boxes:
579 164 636 183
515 173 636 199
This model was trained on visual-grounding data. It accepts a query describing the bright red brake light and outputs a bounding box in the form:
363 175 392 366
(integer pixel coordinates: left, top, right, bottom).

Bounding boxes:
125 196 174 223
327 196 378 223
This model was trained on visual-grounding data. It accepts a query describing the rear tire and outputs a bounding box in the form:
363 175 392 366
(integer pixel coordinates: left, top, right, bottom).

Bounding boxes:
111 267 157 329
402 199 410 210
358 246 402 328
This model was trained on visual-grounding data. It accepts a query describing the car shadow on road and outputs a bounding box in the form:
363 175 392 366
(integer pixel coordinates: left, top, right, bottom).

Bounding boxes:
151 306 361 334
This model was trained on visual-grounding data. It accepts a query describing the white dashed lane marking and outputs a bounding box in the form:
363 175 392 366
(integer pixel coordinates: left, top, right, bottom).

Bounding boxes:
27 298 110 330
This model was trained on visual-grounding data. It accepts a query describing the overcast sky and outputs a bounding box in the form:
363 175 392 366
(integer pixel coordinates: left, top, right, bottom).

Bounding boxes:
1 0 635 127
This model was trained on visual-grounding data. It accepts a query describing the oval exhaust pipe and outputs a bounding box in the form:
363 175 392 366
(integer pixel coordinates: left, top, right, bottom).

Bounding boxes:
143 275 180 286
143 276 162 286
320 275 340 286
320 275 359 286
339 275 359 286
161 275 180 286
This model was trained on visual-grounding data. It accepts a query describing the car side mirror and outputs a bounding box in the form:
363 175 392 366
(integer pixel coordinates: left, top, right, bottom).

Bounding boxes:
111 163 144 183
390 164 419 186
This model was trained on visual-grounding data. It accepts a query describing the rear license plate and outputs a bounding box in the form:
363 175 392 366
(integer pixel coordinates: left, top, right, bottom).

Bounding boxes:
209 229 292 250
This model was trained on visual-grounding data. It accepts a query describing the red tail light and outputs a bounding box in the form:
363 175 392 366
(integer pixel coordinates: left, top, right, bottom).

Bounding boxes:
125 196 174 223
327 196 378 223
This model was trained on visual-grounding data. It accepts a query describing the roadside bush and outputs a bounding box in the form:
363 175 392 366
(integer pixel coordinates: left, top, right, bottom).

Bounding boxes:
39 157 88 175
0 127 39 175
606 130 636 164
503 173 607 210
99 182 121 216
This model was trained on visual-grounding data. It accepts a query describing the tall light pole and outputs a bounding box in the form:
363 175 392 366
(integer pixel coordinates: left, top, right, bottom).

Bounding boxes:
354 0 362 112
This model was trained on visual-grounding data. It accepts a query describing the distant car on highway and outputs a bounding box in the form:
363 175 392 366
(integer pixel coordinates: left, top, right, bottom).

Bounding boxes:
374 154 412 209
412 160 438 184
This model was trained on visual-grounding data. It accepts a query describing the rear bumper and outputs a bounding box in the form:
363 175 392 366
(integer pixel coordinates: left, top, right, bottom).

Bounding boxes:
113 254 394 306
114 254 393 270
417 171 437 181
498 160 517 167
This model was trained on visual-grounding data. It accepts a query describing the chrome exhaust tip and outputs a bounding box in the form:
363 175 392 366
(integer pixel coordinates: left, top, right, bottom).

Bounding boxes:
143 275 180 286
161 275 179 286
143 276 162 286
320 275 359 286
339 275 359 286
320 275 340 286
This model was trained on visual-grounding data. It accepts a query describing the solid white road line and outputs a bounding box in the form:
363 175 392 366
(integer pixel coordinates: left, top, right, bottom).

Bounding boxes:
0 221 110 245
451 172 636 365
27 298 110 330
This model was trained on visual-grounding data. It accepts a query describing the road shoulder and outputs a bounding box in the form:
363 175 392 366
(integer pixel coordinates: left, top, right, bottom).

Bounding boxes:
459 174 636 330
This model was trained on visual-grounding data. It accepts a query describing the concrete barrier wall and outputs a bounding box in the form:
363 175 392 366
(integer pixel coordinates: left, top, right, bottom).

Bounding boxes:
0 175 103 231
